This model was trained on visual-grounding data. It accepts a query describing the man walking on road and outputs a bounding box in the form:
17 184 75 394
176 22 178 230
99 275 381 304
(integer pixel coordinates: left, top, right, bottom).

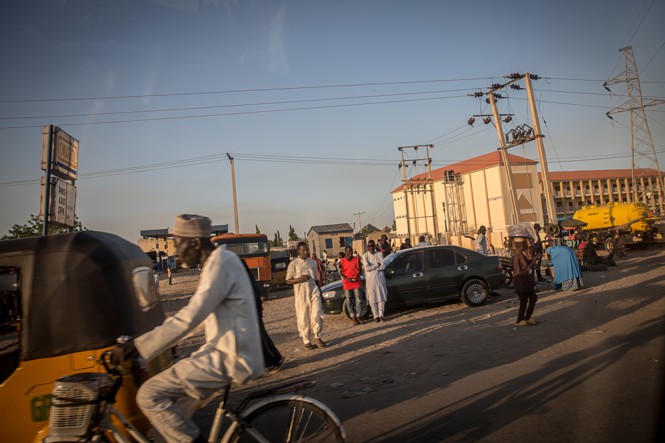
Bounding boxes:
286 242 326 349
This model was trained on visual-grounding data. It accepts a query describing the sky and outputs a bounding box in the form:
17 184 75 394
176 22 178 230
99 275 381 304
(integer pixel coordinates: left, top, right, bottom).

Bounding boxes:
1 0 664 243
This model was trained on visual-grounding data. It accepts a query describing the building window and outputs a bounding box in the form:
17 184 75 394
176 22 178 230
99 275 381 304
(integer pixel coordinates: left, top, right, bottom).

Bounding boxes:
325 238 333 249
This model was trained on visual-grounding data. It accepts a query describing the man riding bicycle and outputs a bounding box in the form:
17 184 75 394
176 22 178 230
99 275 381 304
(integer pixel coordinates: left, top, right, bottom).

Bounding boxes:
112 214 264 442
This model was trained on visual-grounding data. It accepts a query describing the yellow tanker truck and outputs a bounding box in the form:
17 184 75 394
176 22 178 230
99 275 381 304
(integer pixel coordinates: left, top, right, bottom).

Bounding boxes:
572 202 659 250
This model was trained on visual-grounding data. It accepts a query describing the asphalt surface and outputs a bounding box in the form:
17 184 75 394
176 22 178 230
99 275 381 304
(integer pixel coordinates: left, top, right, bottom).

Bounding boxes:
161 248 665 442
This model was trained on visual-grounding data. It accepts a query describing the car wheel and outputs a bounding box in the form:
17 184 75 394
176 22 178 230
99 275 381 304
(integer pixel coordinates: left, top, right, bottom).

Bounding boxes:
503 269 513 288
460 278 489 307
342 295 370 319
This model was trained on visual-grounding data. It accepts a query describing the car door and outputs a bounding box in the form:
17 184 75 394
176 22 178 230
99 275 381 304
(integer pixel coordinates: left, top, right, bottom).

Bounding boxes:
384 249 427 307
424 248 466 300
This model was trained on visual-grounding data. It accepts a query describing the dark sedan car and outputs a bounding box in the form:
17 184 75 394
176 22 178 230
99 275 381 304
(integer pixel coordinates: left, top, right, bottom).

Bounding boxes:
321 245 504 318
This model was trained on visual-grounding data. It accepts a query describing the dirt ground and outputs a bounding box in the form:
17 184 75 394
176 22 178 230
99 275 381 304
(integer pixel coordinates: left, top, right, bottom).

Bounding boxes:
157 247 665 443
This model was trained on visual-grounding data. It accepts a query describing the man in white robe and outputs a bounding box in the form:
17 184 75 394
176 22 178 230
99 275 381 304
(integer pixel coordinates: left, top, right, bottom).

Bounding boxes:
112 214 264 442
362 240 388 322
285 241 326 349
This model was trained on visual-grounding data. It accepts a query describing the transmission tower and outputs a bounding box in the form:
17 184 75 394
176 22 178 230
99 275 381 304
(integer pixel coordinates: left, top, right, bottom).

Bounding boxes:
605 46 665 214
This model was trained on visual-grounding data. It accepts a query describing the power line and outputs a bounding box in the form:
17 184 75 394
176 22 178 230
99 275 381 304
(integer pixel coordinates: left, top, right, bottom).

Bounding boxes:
0 93 472 129
0 88 479 121
0 77 495 104
3 149 661 189
627 0 657 46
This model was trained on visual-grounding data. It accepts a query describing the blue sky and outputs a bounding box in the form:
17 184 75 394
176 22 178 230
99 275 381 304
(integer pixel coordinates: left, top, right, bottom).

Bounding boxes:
1 0 664 242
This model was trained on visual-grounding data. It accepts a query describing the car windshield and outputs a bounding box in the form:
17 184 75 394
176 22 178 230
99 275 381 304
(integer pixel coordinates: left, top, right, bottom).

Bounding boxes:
383 251 401 267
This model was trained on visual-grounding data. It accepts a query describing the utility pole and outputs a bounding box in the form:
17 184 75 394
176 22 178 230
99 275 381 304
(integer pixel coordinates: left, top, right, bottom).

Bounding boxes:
353 212 365 236
226 153 240 234
605 46 665 214
524 73 557 222
479 73 556 224
398 145 438 241
488 92 520 224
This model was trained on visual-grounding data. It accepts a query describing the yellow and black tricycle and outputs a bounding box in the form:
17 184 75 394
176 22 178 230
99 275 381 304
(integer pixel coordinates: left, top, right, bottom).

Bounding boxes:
0 231 173 442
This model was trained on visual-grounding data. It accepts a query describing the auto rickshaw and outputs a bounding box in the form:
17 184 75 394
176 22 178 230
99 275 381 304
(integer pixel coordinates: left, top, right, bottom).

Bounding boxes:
0 231 174 442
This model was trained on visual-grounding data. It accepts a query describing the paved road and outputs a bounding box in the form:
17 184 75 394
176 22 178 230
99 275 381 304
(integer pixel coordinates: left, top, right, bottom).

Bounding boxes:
193 248 665 443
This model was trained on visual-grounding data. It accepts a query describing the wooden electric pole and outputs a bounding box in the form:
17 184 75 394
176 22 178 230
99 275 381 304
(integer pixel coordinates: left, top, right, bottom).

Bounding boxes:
226 153 240 234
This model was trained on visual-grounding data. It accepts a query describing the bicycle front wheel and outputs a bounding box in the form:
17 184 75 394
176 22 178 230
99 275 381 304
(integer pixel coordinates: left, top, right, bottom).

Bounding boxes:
224 396 345 443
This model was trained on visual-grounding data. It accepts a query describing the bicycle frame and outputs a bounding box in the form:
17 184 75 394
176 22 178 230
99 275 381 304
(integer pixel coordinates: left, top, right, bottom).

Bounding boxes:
99 406 151 443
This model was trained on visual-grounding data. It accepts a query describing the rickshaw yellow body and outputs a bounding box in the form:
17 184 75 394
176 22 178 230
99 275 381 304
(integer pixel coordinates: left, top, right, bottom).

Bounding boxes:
0 231 173 442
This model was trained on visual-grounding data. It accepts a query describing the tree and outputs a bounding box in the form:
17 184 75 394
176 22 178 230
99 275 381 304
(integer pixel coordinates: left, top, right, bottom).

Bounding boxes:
288 225 299 241
255 225 261 234
2 214 87 240
272 230 283 247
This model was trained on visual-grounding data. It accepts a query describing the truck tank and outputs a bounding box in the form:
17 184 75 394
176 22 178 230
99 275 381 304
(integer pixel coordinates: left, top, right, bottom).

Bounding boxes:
573 202 654 232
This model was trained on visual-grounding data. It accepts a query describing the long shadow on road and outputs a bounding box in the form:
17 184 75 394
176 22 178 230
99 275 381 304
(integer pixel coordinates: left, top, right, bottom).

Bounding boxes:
195 250 665 442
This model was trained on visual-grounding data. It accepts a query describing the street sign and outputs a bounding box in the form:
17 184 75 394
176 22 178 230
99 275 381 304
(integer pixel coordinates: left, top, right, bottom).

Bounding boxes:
41 126 79 180
40 176 77 227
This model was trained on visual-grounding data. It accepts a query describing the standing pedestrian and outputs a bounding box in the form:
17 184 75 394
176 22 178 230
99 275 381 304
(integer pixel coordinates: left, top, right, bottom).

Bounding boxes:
311 253 325 286
533 223 547 282
465 227 488 254
378 234 393 257
362 240 388 322
338 245 365 325
416 235 429 247
285 242 326 349
153 269 160 295
513 240 538 326
240 259 284 373
167 265 174 285
613 230 626 258
400 238 412 250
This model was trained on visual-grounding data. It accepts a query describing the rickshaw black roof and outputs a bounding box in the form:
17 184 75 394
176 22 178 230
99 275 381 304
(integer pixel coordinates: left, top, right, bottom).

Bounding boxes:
0 231 166 361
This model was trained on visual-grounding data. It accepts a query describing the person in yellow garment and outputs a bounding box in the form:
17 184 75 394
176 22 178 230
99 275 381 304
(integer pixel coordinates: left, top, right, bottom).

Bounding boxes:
112 214 264 442
285 242 326 349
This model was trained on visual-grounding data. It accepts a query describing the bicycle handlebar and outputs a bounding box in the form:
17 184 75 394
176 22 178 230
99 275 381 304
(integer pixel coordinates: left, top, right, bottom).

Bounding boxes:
101 350 127 377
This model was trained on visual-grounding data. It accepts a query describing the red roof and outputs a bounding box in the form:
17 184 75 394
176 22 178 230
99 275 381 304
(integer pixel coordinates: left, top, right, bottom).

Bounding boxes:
392 151 537 193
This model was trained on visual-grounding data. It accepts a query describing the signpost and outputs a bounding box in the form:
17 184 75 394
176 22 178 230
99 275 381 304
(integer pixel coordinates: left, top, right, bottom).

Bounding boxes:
40 125 79 234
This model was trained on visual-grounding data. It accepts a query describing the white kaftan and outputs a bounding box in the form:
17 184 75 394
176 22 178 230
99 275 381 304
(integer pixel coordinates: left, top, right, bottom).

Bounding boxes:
286 257 323 344
362 251 388 318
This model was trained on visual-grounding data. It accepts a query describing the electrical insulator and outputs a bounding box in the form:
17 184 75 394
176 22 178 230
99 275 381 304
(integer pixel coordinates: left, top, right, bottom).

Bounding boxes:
529 74 540 80
510 84 522 90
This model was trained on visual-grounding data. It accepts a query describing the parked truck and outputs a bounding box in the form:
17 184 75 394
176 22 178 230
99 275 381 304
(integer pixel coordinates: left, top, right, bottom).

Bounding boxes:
572 202 661 250
211 233 272 299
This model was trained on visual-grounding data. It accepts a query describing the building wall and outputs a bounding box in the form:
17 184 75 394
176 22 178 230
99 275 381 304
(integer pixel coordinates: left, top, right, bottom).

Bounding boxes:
307 231 353 259
392 163 543 251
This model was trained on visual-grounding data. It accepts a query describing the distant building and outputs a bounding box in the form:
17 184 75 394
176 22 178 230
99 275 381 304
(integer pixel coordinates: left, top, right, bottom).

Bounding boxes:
544 169 664 219
391 151 663 250
138 224 229 266
306 223 354 258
